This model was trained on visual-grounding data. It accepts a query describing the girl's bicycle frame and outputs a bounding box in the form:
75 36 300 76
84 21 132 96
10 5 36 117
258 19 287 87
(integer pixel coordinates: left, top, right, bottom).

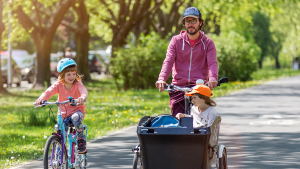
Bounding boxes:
34 97 88 169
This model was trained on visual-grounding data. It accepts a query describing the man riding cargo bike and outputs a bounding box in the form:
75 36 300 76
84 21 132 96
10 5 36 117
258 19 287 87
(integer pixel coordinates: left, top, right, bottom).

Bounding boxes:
155 6 218 117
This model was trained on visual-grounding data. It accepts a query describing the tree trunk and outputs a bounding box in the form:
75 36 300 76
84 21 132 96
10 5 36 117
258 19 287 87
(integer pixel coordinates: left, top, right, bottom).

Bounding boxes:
150 0 185 39
99 0 163 90
33 36 52 88
73 0 91 81
275 55 280 69
258 56 263 69
0 0 8 93
75 30 90 80
13 0 72 89
110 40 120 90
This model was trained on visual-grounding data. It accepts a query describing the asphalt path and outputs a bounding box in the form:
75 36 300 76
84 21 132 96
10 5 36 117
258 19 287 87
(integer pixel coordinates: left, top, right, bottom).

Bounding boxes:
217 75 300 168
10 75 300 169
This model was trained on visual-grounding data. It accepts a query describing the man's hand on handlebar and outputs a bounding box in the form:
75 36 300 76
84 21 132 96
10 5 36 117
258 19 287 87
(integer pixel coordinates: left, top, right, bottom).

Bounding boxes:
175 113 185 120
207 80 217 90
155 80 166 93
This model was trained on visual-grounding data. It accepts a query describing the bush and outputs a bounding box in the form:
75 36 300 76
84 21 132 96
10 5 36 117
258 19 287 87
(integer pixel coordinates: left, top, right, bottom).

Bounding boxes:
20 108 49 126
211 31 261 81
110 32 169 90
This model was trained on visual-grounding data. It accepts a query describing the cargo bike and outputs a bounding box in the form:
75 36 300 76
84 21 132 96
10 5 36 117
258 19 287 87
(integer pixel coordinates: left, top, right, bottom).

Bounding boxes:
132 77 229 169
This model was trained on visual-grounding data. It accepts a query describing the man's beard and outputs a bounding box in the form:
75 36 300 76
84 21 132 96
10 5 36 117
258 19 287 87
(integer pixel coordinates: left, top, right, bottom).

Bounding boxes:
187 25 200 35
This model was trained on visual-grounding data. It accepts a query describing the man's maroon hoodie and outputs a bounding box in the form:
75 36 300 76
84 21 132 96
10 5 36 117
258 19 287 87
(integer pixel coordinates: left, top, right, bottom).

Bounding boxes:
158 30 218 86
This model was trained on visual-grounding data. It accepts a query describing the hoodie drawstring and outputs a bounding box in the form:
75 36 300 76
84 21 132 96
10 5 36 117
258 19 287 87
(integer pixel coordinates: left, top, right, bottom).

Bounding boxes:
182 37 205 50
201 39 205 50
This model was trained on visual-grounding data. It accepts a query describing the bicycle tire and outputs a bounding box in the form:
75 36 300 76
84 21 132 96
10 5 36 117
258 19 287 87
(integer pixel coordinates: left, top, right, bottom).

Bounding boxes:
43 135 68 169
219 148 228 169
133 152 138 169
133 152 142 169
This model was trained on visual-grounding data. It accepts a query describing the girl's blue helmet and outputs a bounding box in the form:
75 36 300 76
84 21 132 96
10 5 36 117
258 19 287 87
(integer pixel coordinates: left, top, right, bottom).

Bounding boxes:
57 58 77 73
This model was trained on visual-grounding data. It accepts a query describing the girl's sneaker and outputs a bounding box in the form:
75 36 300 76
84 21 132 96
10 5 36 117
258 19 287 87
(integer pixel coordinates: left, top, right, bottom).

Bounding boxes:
77 139 87 154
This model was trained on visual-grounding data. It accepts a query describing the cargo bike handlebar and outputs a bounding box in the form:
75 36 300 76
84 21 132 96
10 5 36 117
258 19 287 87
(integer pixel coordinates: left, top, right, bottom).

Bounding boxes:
163 77 228 115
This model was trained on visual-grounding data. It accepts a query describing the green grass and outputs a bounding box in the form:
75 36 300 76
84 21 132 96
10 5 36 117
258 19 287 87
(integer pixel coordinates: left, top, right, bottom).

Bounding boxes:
0 68 299 168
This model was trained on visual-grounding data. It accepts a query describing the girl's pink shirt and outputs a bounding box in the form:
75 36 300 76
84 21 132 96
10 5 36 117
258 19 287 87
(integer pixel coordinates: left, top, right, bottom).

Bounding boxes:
38 81 88 119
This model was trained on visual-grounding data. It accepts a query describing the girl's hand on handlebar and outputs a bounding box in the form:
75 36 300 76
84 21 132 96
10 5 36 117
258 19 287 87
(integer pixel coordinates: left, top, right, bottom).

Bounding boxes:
207 81 217 90
78 96 86 105
35 99 41 106
155 80 166 93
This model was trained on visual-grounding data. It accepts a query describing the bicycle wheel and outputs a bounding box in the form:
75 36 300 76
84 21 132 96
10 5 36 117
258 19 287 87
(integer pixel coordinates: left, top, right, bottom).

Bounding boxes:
219 148 228 169
133 152 142 169
44 135 68 169
133 152 138 169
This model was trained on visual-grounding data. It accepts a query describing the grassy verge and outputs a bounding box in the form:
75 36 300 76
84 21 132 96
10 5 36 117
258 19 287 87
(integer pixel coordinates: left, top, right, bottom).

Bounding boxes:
0 68 299 168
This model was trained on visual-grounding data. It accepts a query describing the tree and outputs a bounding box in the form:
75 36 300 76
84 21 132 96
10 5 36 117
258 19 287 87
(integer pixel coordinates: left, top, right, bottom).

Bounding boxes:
149 0 187 39
274 0 300 68
61 0 91 81
12 0 72 88
92 0 162 53
252 12 272 68
89 0 163 89
0 0 8 93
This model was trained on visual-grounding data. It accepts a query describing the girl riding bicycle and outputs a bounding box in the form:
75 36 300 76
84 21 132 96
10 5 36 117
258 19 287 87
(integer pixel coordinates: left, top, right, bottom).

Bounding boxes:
176 84 217 127
35 58 88 154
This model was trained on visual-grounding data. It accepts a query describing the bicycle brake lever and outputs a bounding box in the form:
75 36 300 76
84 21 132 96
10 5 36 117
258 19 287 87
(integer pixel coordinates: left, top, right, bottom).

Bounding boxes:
34 104 46 108
70 103 77 106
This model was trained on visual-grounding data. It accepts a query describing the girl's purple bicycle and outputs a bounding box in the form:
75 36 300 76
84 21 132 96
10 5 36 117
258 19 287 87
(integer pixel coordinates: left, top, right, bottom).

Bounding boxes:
34 97 88 169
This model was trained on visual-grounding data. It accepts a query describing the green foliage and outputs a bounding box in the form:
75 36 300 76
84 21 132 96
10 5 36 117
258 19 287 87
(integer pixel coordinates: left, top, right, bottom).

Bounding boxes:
211 31 261 81
275 1 300 68
252 12 272 63
110 32 169 89
20 109 48 126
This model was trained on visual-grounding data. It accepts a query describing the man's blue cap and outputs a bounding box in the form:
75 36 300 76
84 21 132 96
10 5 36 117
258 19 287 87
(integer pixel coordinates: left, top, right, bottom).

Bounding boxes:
182 7 201 20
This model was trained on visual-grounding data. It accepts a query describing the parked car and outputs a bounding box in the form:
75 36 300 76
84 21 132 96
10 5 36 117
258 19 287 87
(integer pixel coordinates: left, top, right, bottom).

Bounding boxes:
90 50 111 74
1 51 22 86
88 51 102 74
10 50 36 83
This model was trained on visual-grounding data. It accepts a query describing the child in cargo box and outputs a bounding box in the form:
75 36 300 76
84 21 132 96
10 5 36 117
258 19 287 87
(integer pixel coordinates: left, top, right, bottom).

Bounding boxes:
176 84 217 127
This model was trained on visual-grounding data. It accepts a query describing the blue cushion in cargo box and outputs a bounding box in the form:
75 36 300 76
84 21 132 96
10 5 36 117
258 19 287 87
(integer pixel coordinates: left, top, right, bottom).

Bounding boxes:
150 115 179 127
